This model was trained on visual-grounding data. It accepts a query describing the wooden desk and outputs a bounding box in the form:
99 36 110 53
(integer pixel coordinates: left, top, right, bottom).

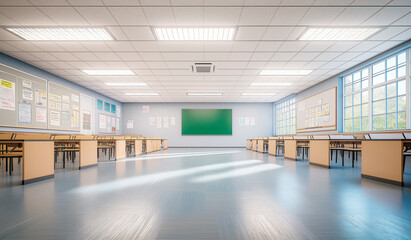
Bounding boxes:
361 139 408 186
251 139 257 152
268 139 277 155
284 140 297 159
0 139 54 185
54 139 97 170
162 139 168 149
309 139 361 168
246 139 252 150
257 139 267 153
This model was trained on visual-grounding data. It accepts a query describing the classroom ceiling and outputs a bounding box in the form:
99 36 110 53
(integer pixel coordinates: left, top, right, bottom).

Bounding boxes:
0 0 410 103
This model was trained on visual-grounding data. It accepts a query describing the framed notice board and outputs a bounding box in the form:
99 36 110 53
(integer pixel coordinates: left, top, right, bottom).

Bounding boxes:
0 64 48 129
182 109 232 135
48 82 81 131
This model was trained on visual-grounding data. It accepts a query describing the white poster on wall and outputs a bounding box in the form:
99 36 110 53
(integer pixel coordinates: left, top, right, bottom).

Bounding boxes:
99 114 106 129
117 106 121 118
50 110 61 126
156 117 162 128
0 79 15 111
239 117 244 126
116 118 120 130
250 117 255 126
36 108 46 122
18 102 31 123
22 89 33 101
163 117 169 128
150 117 156 126
244 117 250 126
170 117 175 126
142 106 149 113
127 120 133 129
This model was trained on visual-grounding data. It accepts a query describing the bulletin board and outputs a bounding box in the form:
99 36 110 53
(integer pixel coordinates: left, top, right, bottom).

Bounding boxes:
0 64 48 129
296 87 336 133
48 82 81 131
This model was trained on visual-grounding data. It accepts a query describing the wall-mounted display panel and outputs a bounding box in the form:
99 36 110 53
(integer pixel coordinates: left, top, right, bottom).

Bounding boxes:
182 109 232 135
296 88 336 133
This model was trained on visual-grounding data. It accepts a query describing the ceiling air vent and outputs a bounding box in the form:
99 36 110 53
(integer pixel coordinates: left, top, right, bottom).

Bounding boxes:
192 63 215 73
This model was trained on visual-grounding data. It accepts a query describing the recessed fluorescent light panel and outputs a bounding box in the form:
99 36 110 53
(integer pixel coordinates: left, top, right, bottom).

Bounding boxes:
242 93 276 96
7 28 113 41
260 70 312 76
124 93 159 96
299 28 380 41
186 92 223 96
105 83 147 86
251 83 292 86
154 27 236 40
82 70 135 76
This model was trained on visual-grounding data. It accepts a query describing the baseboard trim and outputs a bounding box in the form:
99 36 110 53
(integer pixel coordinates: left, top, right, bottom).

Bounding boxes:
169 146 245 148
22 174 54 185
361 174 403 186
284 157 297 161
309 162 330 168
79 163 97 170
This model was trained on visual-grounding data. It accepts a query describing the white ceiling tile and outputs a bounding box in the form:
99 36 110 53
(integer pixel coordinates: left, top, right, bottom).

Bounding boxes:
29 52 60 61
94 52 121 61
5 41 42 51
81 42 111 51
327 42 360 51
331 7 380 26
157 42 203 51
280 0 315 6
204 42 233 51
390 28 411 41
255 42 282 52
126 61 149 69
292 52 321 61
139 52 164 61
102 0 140 6
0 29 22 40
109 7 148 25
31 42 66 51
204 0 244 6
0 42 20 51
106 27 128 41
106 41 135 51
349 41 384 51
368 27 409 40
299 7 345 25
204 52 230 60
140 0 170 5
146 62 168 69
50 52 79 61
246 62 267 69
262 27 306 40
239 7 276 25
122 27 156 40
362 7 411 26
143 7 176 25
75 7 117 25
333 52 362 61
251 52 274 61
217 61 248 69
352 52 380 62
72 52 99 61
301 42 334 51
351 0 390 6
57 42 89 52
166 62 192 69
0 7 55 25
314 52 341 61
312 0 353 6
171 0 204 6
173 7 203 25
370 41 403 52
392 13 411 26
39 7 88 25
131 41 160 51
235 27 266 40
229 52 253 61
271 52 297 61
67 0 104 6
204 7 242 25
0 12 19 25
0 0 32 6
231 41 259 51
278 42 308 52
117 52 142 61
270 7 308 25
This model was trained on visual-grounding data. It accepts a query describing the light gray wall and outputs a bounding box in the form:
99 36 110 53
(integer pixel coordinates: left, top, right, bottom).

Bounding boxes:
122 103 273 147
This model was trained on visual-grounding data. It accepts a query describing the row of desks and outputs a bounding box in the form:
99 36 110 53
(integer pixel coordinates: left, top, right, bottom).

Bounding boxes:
0 133 167 185
247 137 408 186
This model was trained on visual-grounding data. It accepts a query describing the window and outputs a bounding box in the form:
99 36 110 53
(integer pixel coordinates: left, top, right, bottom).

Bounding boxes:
275 97 296 135
343 50 409 132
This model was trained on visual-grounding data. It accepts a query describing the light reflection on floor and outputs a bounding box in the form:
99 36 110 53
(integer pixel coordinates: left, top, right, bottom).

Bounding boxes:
0 148 410 240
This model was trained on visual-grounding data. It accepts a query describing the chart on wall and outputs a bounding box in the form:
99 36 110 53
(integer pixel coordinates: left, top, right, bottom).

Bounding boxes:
48 82 80 131
0 64 48 129
296 87 336 133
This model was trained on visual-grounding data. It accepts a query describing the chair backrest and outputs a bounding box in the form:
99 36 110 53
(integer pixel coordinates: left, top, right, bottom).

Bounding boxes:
368 133 404 140
329 134 355 140
312 135 330 140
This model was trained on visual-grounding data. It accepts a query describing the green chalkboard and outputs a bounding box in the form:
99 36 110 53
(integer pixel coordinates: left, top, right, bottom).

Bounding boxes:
182 109 232 135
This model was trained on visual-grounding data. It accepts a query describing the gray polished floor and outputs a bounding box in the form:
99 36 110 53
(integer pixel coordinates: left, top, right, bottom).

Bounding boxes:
0 148 410 240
